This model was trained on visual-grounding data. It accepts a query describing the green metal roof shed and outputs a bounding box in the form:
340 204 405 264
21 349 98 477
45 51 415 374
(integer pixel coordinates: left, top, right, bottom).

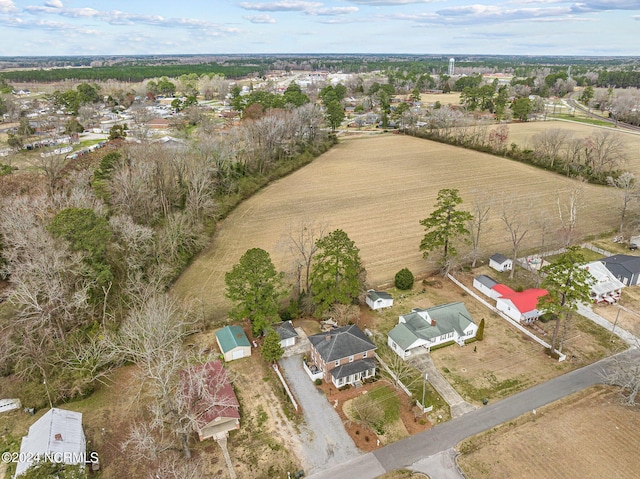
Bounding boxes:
215 325 251 361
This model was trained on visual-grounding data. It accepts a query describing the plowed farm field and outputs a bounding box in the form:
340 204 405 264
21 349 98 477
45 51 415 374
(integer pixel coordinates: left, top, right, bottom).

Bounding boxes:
507 120 640 175
457 386 640 479
173 133 620 322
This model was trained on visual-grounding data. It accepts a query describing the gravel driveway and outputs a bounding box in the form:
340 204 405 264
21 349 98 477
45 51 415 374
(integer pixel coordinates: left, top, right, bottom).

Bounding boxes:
279 354 360 474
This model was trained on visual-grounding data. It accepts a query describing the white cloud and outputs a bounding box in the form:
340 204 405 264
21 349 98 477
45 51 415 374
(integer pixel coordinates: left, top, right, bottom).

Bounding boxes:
346 0 434 4
45 0 64 8
240 1 358 15
0 0 18 13
244 13 277 23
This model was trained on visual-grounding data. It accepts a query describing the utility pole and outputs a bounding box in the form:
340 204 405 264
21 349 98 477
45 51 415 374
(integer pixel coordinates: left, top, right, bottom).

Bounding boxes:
610 307 621 342
422 372 429 414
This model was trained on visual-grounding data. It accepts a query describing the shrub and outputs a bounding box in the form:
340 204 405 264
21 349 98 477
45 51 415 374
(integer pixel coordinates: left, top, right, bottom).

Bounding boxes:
395 268 414 290
314 378 322 386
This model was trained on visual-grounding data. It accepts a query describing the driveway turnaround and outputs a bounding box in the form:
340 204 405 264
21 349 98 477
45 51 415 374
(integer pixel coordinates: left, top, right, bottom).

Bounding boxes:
279 354 360 475
307 349 639 479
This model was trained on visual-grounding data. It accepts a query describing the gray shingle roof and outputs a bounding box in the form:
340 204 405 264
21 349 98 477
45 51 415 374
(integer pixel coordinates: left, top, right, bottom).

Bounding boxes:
330 358 376 380
475 274 498 288
274 321 298 341
309 325 376 362
601 254 640 275
367 290 393 302
490 253 510 264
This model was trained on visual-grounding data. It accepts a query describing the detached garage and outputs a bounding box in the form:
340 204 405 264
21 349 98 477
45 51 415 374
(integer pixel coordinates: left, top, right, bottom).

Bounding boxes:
216 325 251 362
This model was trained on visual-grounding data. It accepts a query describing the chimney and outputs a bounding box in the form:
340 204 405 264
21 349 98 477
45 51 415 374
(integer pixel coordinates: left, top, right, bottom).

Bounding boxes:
55 433 63 441
325 335 331 342
431 319 436 327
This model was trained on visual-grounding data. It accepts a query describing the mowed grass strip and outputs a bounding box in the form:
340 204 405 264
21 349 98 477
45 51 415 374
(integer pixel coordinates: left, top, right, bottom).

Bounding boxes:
173 133 623 322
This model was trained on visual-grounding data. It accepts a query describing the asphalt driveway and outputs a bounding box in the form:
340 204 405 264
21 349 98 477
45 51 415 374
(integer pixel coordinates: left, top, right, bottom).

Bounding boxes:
279 354 360 474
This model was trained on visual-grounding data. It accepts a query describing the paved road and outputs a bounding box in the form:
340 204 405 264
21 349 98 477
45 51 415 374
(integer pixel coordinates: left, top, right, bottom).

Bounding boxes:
279 355 359 474
307 348 639 479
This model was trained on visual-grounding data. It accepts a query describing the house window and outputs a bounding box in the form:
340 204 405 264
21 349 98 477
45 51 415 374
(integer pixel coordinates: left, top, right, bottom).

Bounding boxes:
363 351 368 358
335 360 340 367
349 355 354 363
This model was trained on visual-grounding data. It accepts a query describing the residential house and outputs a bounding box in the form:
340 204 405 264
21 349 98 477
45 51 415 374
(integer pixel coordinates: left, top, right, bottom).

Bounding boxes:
599 254 640 286
365 290 394 310
215 325 251 361
308 325 376 388
489 253 513 272
273 321 299 348
582 261 624 304
184 361 240 441
494 286 548 323
387 302 478 360
147 117 170 130
15 408 86 477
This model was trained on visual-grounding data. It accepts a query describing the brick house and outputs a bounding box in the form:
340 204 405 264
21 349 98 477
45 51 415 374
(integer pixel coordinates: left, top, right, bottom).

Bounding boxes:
308 325 376 387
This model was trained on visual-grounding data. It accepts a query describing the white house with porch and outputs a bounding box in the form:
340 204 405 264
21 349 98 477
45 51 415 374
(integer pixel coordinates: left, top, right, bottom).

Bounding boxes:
387 302 478 360
582 261 624 304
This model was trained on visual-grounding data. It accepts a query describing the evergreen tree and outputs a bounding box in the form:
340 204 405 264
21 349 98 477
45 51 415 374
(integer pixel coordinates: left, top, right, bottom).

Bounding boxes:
419 189 473 265
261 327 284 363
538 246 594 353
310 229 365 316
225 248 284 335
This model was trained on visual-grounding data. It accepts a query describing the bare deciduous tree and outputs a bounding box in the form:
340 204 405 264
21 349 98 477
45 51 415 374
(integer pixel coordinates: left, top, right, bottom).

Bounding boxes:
468 191 492 268
584 130 627 177
501 198 530 279
607 172 636 234
532 128 569 169
328 303 360 327
557 186 584 246
604 349 640 406
286 219 327 297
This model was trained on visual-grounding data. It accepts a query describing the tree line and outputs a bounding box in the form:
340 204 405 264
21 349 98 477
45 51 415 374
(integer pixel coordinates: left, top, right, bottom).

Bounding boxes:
0 101 334 476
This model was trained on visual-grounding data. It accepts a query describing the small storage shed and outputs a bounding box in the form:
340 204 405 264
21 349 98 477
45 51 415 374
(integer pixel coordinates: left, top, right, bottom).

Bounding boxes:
216 325 251 361
273 321 299 348
489 253 513 272
366 290 394 310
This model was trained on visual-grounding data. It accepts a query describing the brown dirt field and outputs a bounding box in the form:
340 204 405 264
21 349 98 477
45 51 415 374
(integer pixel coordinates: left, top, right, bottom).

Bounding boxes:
173 134 623 323
419 92 461 106
506 120 640 175
457 386 640 479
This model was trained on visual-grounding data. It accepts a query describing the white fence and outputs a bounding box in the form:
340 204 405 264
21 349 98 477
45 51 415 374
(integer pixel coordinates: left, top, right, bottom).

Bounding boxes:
272 363 299 411
447 274 566 362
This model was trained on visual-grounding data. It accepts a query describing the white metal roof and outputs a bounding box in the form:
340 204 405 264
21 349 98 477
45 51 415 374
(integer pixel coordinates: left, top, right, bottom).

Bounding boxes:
15 408 86 476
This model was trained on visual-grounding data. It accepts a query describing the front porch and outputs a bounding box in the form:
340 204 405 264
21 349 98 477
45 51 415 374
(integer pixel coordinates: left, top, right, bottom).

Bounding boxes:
302 357 323 382
330 359 376 388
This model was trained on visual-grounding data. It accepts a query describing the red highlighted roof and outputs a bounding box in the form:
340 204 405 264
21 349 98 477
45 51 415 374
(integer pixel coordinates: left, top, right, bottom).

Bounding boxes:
492 284 516 297
497 287 548 313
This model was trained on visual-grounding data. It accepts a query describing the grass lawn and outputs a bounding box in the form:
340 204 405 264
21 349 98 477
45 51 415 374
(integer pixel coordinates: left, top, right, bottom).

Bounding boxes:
548 113 612 127
368 385 401 424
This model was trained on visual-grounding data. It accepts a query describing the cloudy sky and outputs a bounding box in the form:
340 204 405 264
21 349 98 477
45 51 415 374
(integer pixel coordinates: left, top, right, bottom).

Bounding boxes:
1 0 639 56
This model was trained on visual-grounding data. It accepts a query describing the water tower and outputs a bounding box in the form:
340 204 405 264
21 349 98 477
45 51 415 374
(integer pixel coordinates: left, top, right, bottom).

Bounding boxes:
448 57 455 76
